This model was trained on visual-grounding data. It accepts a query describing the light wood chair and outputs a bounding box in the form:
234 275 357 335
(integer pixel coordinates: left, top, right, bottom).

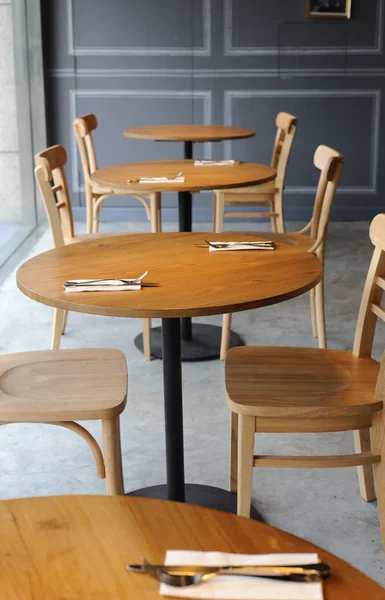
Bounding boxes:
34 145 152 360
225 213 385 550
219 145 344 359
213 112 297 235
73 113 161 234
0 348 127 495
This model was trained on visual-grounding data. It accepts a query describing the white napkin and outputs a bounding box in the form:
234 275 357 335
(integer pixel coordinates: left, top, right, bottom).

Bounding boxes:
208 242 275 252
160 551 323 600
194 159 237 166
64 279 141 292
127 176 185 184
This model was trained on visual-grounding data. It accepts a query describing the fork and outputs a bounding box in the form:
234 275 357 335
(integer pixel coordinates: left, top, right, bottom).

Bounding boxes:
202 239 275 249
127 171 183 183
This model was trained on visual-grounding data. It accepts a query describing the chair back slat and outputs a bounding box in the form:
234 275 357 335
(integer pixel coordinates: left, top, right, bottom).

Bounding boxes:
270 112 297 188
34 145 75 247
309 145 344 259
73 114 99 187
353 214 385 357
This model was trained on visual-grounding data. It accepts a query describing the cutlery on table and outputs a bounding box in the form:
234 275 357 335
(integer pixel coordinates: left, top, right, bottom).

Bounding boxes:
127 172 183 183
194 239 276 249
64 271 158 288
127 560 330 587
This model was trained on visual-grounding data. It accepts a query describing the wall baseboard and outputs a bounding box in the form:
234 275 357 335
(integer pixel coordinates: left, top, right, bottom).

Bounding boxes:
71 206 378 223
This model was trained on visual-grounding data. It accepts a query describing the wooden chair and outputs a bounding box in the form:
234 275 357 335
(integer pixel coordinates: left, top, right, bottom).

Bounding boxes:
0 348 127 495
219 145 344 359
225 213 385 550
34 145 152 360
73 114 161 234
213 112 297 235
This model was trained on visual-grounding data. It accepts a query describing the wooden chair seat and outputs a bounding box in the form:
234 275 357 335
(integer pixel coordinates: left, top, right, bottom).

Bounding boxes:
226 346 380 419
0 348 127 422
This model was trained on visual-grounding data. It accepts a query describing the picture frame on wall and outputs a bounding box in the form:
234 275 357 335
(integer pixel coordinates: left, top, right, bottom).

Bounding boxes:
306 0 352 19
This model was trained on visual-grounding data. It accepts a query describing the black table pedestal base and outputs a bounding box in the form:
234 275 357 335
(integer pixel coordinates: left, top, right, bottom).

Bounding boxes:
134 323 243 361
126 484 263 521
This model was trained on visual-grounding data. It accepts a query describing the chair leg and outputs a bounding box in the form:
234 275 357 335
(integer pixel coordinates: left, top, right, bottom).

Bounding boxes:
274 190 285 233
92 203 99 234
142 318 152 361
310 289 318 338
156 193 162 232
372 410 385 549
61 311 68 335
85 186 93 234
315 278 326 349
237 414 255 518
150 194 158 233
230 411 238 493
102 416 124 495
214 193 225 233
354 429 376 501
220 313 232 360
269 199 277 233
51 308 66 350
212 194 217 233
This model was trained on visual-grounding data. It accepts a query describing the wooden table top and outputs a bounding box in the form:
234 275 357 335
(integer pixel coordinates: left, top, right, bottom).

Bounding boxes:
91 160 275 193
123 124 256 142
16 233 322 319
1 495 383 599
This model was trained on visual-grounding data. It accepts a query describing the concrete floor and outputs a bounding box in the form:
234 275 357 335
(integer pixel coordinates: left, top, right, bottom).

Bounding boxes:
0 220 384 586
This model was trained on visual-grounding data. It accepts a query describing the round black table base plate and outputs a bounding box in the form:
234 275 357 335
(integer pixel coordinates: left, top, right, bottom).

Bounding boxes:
134 323 243 362
126 484 263 521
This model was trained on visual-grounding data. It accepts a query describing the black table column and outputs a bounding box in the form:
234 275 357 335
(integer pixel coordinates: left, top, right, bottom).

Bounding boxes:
161 317 185 501
179 142 193 341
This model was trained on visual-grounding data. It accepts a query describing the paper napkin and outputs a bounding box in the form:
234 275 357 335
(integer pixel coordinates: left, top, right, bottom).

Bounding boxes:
160 551 324 600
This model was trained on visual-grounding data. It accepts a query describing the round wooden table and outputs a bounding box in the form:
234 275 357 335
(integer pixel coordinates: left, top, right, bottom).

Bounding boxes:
17 232 322 513
2 496 383 599
123 125 255 229
91 160 275 362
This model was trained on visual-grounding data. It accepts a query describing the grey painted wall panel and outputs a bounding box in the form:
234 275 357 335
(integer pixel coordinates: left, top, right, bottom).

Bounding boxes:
42 0 385 222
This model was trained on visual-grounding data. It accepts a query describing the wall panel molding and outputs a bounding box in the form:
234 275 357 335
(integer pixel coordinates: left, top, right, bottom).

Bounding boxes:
224 0 384 56
69 89 212 193
49 67 385 78
224 89 381 194
67 0 211 56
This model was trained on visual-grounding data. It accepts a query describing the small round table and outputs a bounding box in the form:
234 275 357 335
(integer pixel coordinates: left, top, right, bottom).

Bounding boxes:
1 496 383 599
123 125 255 230
17 232 322 515
91 160 276 362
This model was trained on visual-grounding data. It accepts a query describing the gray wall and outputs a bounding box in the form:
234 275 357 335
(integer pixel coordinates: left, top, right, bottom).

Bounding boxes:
42 0 385 222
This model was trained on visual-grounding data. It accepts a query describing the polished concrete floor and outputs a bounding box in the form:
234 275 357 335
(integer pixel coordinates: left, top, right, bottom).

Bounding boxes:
0 220 384 586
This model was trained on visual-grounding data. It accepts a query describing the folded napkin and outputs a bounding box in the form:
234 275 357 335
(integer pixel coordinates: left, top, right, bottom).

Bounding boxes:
64 279 141 292
208 241 275 252
127 176 185 184
194 159 238 166
160 551 323 600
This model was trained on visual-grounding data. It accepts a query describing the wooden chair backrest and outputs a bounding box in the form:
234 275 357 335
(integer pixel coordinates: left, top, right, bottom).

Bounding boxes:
34 145 74 247
353 213 385 358
309 145 344 258
73 113 99 188
270 112 297 187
